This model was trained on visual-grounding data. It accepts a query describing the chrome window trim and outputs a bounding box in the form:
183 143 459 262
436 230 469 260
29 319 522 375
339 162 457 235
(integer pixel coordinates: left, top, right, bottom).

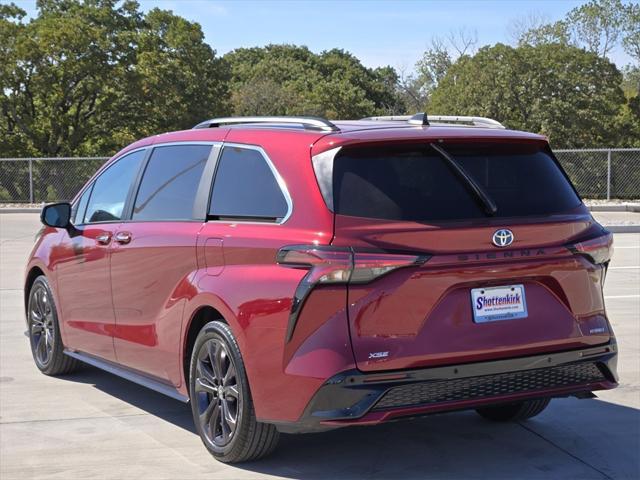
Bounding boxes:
72 140 293 226
71 146 148 207
207 142 294 225
109 141 223 167
151 141 224 148
75 142 223 225
77 148 149 226
129 142 218 222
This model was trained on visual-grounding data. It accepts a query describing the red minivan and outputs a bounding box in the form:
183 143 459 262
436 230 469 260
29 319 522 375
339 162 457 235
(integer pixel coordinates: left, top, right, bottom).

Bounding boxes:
26 114 618 462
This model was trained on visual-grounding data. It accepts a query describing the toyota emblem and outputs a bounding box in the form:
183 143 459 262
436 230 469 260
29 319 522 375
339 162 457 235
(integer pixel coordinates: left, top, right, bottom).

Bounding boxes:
492 229 514 247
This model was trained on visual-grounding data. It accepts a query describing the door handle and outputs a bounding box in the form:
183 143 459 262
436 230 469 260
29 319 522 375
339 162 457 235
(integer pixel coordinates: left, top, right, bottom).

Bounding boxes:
96 233 112 245
114 231 132 245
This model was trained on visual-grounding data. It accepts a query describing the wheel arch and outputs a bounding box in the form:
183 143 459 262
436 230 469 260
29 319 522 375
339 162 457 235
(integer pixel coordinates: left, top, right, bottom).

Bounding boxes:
24 266 45 321
182 304 229 395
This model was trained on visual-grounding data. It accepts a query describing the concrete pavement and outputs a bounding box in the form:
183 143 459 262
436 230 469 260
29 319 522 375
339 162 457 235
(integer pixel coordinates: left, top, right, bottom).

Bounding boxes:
1 213 638 479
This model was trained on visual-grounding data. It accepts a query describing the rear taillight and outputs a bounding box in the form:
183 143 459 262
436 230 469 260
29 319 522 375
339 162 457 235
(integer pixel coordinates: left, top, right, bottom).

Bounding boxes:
568 232 614 265
277 246 428 341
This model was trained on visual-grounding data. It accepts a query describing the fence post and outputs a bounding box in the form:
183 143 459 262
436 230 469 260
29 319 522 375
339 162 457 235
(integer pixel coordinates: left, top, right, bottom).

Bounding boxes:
28 159 34 204
606 150 611 201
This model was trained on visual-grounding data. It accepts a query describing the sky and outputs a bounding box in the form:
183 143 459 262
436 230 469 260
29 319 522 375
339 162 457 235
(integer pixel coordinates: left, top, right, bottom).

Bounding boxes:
16 0 634 69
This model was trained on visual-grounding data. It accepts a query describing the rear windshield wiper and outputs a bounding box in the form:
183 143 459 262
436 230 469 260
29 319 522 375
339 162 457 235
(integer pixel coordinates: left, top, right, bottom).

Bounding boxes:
430 143 498 216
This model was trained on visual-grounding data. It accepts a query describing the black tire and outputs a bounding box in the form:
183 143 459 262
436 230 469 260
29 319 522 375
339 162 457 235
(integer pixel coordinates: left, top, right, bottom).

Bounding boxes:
476 398 551 422
27 275 79 375
189 320 279 463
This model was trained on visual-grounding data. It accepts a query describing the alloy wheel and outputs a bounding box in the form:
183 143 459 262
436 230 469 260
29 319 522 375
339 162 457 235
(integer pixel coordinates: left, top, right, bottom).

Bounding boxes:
195 338 242 447
29 285 55 367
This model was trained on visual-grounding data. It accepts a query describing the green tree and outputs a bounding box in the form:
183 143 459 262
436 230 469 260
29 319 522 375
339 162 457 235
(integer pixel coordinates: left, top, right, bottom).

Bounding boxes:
412 38 453 107
513 0 634 58
622 2 640 62
509 0 639 143
130 8 229 137
429 43 627 148
566 0 627 57
0 0 228 202
0 0 142 157
0 0 228 158
224 44 402 118
399 31 477 113
514 19 571 47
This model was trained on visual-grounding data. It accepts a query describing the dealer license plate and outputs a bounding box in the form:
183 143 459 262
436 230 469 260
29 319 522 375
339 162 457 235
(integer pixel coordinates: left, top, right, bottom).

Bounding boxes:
471 284 528 323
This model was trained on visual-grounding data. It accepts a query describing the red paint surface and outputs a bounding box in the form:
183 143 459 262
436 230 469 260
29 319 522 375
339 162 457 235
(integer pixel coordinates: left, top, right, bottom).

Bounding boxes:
25 122 616 425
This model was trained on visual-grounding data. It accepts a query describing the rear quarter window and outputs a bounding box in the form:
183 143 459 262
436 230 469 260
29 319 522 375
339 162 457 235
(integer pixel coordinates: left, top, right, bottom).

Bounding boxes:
209 146 289 221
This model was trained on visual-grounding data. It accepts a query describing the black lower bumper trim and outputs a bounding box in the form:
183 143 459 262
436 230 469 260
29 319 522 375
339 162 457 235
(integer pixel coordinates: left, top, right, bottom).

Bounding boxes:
275 342 618 433
373 361 605 410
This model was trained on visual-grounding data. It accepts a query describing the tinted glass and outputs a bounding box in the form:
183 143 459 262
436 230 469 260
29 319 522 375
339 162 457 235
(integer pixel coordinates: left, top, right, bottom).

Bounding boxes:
71 185 92 224
84 150 145 223
333 143 581 222
43 203 70 228
209 147 288 220
132 145 210 221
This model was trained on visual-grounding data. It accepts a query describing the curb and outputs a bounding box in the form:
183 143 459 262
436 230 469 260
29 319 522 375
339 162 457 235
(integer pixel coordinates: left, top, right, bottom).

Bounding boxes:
588 205 640 212
606 225 640 233
0 209 41 213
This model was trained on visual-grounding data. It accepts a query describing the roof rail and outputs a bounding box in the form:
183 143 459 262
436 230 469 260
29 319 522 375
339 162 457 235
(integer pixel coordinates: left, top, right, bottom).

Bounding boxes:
193 116 340 132
362 113 505 129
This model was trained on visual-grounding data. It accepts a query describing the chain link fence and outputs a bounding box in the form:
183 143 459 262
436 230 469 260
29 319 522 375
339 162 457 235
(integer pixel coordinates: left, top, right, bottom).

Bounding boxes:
0 157 108 203
554 149 640 200
0 149 638 203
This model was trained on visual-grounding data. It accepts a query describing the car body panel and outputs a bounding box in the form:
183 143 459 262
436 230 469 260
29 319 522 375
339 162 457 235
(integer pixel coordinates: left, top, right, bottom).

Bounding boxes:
53 224 122 361
24 120 618 431
185 221 351 421
110 221 204 386
331 207 610 372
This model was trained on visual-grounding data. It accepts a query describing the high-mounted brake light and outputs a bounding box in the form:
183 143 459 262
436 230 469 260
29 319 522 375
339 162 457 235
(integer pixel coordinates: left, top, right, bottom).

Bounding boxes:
277 246 429 342
568 232 614 265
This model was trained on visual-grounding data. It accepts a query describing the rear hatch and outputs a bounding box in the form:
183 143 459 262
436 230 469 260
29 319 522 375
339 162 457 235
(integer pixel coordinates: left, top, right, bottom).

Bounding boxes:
318 140 612 372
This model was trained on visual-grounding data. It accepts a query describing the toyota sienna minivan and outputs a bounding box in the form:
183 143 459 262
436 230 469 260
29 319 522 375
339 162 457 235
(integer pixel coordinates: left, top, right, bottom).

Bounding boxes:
26 114 618 462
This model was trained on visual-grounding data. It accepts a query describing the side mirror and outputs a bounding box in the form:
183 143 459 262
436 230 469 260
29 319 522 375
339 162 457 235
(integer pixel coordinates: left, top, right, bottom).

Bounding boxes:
41 202 72 229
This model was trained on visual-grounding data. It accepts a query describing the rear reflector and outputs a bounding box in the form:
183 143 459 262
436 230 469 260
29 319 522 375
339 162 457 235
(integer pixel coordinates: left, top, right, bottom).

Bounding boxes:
568 232 613 265
277 246 428 341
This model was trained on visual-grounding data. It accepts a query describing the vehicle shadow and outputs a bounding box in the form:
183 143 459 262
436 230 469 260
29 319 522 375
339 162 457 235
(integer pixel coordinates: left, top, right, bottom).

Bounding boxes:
64 365 640 479
63 364 196 432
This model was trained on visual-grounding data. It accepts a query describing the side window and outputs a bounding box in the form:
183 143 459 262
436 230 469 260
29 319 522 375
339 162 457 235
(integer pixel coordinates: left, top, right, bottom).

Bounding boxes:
132 145 210 221
84 150 145 223
209 147 289 221
71 185 92 225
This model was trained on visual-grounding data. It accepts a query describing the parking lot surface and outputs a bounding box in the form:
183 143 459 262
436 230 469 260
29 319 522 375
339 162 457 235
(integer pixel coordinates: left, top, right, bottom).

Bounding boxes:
1 213 638 480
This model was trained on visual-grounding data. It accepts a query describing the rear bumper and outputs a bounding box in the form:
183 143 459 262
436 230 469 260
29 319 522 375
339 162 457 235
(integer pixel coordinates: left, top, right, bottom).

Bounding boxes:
275 341 618 433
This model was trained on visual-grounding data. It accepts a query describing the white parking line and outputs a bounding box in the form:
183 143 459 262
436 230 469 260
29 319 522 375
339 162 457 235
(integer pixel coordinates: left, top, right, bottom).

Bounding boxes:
608 266 640 270
605 295 640 299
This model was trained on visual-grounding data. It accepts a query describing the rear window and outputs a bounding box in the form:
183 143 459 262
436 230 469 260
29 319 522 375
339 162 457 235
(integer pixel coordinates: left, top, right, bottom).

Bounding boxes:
333 143 581 222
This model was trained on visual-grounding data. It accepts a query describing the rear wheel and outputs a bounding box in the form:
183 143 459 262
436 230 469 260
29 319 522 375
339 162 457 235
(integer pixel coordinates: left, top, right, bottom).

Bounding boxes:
189 321 279 463
27 276 79 375
476 398 551 422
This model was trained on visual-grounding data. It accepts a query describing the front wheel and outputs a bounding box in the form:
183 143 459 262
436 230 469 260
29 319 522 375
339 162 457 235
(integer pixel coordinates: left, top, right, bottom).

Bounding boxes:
476 398 551 422
189 321 279 463
27 275 79 375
